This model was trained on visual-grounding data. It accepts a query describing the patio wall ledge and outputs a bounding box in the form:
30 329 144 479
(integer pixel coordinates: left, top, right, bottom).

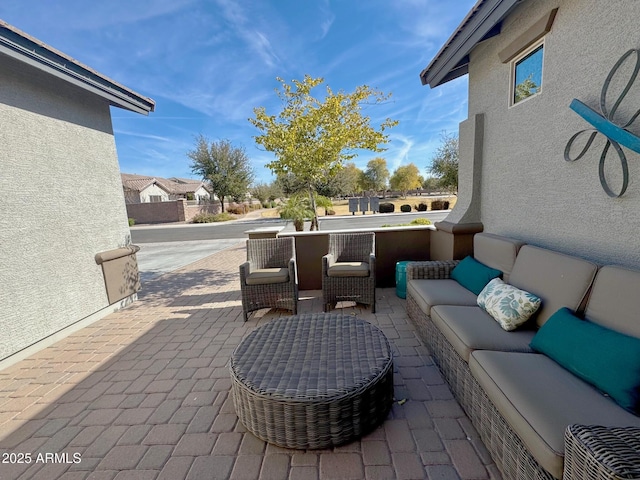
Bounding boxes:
280 225 434 290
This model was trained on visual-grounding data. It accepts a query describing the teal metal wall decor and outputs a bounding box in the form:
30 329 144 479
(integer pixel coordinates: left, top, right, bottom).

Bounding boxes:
564 49 640 197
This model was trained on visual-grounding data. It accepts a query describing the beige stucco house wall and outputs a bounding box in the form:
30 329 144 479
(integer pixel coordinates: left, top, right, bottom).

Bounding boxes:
0 21 154 363
422 0 640 269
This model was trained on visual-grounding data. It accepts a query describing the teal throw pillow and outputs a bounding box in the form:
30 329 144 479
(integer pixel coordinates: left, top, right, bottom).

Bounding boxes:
450 256 502 295
530 307 640 414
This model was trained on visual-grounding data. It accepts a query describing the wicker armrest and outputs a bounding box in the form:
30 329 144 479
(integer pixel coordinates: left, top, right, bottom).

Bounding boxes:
239 261 251 282
405 260 461 281
288 258 297 284
564 424 640 480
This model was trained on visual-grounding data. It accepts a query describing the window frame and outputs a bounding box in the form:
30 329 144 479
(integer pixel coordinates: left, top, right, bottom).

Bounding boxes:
509 38 545 107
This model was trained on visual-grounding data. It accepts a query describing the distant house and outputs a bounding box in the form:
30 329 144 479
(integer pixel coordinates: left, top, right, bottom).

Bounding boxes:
0 20 155 363
121 173 212 204
121 173 172 203
420 0 640 269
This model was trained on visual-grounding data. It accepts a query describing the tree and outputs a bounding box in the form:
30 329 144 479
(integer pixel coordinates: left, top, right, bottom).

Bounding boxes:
251 182 271 205
360 157 390 194
514 75 539 103
249 75 398 229
428 132 459 193
189 136 254 212
390 163 422 198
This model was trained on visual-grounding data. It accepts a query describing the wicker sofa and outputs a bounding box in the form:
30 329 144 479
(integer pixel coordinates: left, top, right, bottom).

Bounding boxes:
406 233 640 480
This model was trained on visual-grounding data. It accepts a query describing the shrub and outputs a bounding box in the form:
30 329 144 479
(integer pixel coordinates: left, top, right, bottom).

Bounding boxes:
417 202 428 211
226 204 247 215
400 204 412 212
410 218 432 225
379 202 395 213
192 212 235 223
431 200 444 210
326 209 336 216
128 218 135 226
443 201 450 209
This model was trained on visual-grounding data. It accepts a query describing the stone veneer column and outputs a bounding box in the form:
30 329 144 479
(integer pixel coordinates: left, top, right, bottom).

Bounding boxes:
431 113 485 260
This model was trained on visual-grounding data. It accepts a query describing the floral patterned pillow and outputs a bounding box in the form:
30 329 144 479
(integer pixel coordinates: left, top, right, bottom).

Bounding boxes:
477 278 542 331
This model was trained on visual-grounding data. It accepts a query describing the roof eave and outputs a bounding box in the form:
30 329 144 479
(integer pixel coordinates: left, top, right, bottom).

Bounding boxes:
420 0 523 88
0 21 155 115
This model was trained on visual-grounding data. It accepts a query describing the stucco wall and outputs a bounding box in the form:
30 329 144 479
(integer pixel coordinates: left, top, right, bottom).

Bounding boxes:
465 0 640 268
139 183 170 203
0 54 132 360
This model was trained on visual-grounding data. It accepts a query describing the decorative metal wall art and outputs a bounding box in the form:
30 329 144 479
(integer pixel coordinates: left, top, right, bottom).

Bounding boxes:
564 49 640 197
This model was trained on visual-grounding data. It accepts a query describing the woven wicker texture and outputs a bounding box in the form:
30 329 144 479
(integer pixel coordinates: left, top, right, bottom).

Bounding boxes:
239 237 298 321
564 425 640 480
322 232 376 313
406 260 556 479
229 313 394 449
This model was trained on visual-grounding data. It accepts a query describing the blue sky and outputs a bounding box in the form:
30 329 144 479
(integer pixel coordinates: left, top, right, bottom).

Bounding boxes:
1 0 474 184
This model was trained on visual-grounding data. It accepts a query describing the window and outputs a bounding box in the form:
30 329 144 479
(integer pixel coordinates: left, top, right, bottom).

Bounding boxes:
511 41 544 106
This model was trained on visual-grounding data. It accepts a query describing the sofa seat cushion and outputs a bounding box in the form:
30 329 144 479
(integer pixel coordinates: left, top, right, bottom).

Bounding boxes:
407 279 478 317
432 305 535 362
327 262 369 277
246 268 289 285
470 351 640 479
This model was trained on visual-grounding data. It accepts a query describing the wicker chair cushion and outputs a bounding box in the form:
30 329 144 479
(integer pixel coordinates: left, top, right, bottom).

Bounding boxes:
327 262 370 277
406 279 478 316
508 245 598 327
432 305 535 362
245 268 289 285
470 351 640 479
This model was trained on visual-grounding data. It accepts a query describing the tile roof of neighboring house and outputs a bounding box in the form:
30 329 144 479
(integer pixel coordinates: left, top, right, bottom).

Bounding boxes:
121 173 210 195
0 19 155 115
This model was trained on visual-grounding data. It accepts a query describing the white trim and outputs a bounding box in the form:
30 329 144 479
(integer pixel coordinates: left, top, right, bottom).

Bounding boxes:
509 38 545 108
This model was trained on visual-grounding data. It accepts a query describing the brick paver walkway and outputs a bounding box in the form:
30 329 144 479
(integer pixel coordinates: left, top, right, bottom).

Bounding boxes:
0 243 500 480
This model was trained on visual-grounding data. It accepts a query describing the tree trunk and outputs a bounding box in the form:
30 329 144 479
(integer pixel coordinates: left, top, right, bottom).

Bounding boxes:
308 186 319 231
220 195 225 213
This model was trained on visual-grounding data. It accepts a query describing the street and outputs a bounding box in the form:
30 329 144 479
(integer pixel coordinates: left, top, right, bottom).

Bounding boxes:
132 210 450 281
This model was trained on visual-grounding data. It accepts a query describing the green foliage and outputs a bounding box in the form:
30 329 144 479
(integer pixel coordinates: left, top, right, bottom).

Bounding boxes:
428 132 459 193
411 218 431 225
514 75 539 103
379 202 395 213
251 182 272 204
188 136 254 213
390 163 422 198
360 157 389 193
400 204 412 212
278 195 314 222
128 218 135 226
431 200 444 210
249 75 398 226
192 212 235 223
422 176 439 193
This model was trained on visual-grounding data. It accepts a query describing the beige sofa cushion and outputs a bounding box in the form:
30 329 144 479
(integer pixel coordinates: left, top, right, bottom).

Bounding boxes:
470 351 640 479
431 305 535 362
246 268 289 285
407 279 478 317
508 245 597 327
585 265 640 338
327 261 369 277
473 233 525 283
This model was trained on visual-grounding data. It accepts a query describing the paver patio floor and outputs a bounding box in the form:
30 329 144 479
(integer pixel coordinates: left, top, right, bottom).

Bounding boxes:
0 243 501 480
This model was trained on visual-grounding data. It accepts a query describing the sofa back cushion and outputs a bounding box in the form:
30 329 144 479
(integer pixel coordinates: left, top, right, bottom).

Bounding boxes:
585 265 640 338
473 233 525 283
509 245 597 327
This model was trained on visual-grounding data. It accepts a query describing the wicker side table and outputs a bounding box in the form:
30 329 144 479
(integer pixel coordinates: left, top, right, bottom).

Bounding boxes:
229 313 394 450
564 425 640 480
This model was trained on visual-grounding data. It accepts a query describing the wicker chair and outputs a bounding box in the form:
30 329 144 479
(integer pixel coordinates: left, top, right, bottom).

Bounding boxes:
239 237 298 321
322 232 376 313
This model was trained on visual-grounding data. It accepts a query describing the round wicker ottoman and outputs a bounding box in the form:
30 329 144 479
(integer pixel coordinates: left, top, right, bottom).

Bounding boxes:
229 313 394 449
